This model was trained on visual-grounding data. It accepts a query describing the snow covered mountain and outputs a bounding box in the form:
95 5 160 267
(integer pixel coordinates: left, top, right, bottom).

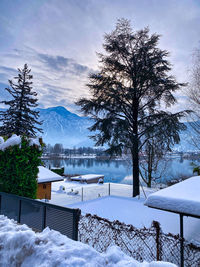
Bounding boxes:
37 107 199 151
173 121 199 152
0 104 198 151
37 106 94 147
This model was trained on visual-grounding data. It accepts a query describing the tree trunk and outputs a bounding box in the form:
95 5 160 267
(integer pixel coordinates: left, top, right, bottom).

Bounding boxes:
147 145 153 188
132 140 140 197
131 96 140 197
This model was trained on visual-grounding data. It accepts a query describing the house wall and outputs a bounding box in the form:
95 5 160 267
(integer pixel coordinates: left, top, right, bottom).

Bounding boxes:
37 182 51 199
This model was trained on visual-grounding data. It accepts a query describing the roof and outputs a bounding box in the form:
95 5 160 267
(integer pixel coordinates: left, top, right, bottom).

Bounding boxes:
145 176 200 218
37 166 64 183
71 174 104 181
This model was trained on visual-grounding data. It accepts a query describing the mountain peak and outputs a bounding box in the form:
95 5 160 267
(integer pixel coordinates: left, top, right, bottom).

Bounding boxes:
47 106 70 114
40 106 79 118
38 106 93 147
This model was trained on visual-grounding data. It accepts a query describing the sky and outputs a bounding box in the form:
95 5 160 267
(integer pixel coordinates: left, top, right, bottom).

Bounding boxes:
0 0 200 114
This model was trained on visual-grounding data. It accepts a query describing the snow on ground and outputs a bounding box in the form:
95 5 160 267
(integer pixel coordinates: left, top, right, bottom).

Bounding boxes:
69 195 200 244
50 181 156 205
0 215 176 267
49 180 200 243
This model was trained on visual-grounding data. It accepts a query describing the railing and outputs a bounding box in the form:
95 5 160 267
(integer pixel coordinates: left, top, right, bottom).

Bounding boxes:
0 191 81 241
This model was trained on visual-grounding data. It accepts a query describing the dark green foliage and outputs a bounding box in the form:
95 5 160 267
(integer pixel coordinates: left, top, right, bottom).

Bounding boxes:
193 166 200 175
0 64 43 137
51 167 64 176
76 19 189 196
0 137 42 198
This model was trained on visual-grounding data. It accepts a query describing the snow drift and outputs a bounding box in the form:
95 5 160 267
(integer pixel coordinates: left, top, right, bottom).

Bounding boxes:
0 215 176 267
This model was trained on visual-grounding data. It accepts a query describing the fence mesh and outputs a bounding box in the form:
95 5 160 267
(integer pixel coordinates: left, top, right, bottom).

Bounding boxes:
78 213 200 266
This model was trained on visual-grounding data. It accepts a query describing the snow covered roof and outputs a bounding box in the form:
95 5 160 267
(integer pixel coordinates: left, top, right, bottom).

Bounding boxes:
37 166 63 183
71 174 104 181
145 176 200 218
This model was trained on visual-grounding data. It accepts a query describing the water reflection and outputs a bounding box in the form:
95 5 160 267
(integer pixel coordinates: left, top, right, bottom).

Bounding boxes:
42 157 198 185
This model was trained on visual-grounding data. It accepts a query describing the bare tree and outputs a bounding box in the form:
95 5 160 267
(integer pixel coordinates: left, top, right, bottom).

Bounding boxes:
140 136 169 188
53 143 63 155
186 49 200 149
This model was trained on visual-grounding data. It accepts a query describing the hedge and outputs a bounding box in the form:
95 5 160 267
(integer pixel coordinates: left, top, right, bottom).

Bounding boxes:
0 136 43 199
51 167 64 176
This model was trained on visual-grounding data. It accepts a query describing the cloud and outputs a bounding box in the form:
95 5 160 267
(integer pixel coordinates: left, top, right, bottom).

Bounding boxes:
0 66 17 81
37 53 90 75
0 0 200 113
0 46 92 112
0 82 12 107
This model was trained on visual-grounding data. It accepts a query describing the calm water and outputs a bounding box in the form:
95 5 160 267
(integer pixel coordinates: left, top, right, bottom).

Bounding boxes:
43 157 199 185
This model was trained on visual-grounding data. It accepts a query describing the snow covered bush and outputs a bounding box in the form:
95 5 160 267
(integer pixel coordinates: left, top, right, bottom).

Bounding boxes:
0 135 43 198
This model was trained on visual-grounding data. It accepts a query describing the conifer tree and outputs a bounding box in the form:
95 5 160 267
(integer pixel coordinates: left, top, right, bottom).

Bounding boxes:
0 64 43 137
76 19 189 197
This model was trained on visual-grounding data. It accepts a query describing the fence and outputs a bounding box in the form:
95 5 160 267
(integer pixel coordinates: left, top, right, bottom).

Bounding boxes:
78 213 200 266
0 191 81 240
52 183 154 206
81 183 134 200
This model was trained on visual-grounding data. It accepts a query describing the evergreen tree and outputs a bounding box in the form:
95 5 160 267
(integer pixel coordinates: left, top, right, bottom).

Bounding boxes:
76 19 188 197
0 64 43 137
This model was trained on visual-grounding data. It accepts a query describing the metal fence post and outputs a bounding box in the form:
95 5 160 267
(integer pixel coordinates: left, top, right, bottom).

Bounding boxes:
73 209 81 241
18 199 21 223
153 221 161 261
0 195 1 214
81 187 83 201
42 205 46 230
180 214 184 267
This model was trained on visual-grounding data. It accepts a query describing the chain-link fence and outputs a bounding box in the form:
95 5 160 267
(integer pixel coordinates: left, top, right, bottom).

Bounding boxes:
78 213 200 266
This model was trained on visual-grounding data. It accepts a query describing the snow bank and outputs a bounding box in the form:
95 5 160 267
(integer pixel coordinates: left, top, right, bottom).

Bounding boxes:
145 176 200 217
0 215 176 267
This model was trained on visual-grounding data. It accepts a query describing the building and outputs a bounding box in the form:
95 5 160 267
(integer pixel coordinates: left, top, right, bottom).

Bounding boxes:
37 166 63 200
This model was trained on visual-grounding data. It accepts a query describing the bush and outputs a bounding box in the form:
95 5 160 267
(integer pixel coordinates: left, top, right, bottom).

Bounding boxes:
51 167 64 176
0 136 43 198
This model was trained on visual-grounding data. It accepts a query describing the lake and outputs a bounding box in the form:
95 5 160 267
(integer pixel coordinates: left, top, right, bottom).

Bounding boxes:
42 156 199 185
